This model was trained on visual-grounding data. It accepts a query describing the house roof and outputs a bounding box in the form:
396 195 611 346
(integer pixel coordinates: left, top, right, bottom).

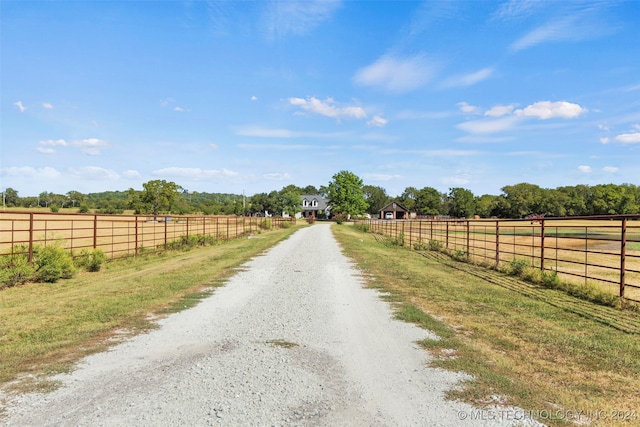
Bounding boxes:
300 195 330 211
380 201 409 212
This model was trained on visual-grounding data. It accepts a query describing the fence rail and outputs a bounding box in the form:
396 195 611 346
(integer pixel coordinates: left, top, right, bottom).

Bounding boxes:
357 215 640 303
0 211 294 261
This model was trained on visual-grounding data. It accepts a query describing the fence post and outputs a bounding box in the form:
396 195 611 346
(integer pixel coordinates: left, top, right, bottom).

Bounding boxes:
540 220 545 271
466 220 470 261
620 218 627 299
446 221 449 249
29 213 34 263
135 216 139 257
495 220 500 267
164 219 168 250
93 214 98 249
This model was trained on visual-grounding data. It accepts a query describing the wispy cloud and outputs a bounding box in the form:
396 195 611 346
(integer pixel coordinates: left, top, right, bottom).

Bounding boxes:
485 104 515 117
262 172 292 181
235 125 349 139
362 173 402 182
367 115 388 127
69 166 120 181
457 116 520 134
289 97 366 120
0 166 60 179
440 67 494 88
457 102 482 115
13 101 26 112
493 0 545 22
353 54 439 93
603 166 619 173
37 139 68 154
152 167 239 181
74 138 109 155
262 0 341 41
578 165 592 173
42 102 53 109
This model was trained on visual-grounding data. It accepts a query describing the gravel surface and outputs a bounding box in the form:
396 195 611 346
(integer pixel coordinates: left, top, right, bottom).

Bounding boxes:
1 224 543 426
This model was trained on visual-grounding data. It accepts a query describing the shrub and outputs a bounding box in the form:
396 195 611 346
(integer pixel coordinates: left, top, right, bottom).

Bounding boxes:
354 222 370 233
413 240 428 251
452 249 466 261
428 240 444 251
334 213 348 224
306 215 316 224
75 248 107 272
281 220 292 229
33 244 76 283
78 204 90 213
260 219 273 230
49 205 60 213
508 258 529 277
0 249 35 288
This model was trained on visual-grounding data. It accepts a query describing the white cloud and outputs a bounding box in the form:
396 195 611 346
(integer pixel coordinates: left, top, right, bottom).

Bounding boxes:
367 115 388 127
251 96 258 101
485 105 515 117
37 148 56 154
514 101 586 119
457 116 520 134
40 139 68 147
0 166 60 179
209 143 219 150
42 102 53 109
353 55 438 93
160 98 175 107
74 138 109 155
262 172 292 181
288 97 366 120
69 166 120 181
238 143 316 151
441 176 471 186
578 165 592 173
152 167 239 181
615 132 640 144
122 170 142 179
441 67 494 88
603 166 619 173
600 137 610 144
457 102 481 115
14 101 26 112
494 0 544 21
174 106 185 112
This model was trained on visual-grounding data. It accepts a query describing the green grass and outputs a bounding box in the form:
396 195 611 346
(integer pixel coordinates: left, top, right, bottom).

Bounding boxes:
333 223 640 427
0 224 301 392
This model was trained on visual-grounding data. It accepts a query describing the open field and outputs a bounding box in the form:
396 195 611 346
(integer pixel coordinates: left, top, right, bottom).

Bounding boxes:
0 211 293 261
333 223 640 427
363 217 640 302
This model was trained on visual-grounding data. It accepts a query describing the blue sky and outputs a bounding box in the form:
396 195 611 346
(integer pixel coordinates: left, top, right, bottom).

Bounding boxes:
2 0 639 198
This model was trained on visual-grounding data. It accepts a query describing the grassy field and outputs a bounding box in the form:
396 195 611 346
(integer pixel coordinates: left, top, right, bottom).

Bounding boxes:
332 223 640 427
0 224 302 396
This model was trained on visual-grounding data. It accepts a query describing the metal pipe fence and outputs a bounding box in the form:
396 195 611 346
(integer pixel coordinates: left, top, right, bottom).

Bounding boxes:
0 212 294 262
357 215 640 303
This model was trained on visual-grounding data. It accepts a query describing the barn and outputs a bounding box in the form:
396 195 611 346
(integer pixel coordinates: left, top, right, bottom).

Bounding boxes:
379 202 409 220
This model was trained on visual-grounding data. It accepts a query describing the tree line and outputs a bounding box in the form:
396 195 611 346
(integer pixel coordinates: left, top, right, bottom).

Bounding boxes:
2 176 639 218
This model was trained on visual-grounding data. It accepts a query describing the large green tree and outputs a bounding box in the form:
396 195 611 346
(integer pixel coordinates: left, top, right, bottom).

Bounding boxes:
447 187 476 218
415 187 443 216
327 170 368 217
129 180 182 217
363 185 390 215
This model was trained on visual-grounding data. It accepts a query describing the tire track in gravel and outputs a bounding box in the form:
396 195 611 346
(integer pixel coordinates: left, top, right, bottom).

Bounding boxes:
1 224 537 426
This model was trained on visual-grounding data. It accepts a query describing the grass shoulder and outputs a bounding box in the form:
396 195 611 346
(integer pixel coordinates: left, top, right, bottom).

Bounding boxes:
332 222 640 427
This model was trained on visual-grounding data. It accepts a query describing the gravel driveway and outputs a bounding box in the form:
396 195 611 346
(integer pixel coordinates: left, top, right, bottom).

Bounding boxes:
2 224 539 426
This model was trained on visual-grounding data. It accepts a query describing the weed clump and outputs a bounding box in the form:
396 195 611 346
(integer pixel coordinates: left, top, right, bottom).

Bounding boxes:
0 248 34 289
33 244 76 283
74 249 107 272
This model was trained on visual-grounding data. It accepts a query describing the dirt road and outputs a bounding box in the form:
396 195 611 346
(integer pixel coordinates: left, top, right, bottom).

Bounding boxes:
2 224 537 426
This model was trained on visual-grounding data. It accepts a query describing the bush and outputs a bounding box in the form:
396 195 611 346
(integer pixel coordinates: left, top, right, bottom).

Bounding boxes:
428 240 444 251
260 219 273 230
452 249 466 261
78 204 90 213
75 248 107 272
306 215 316 224
509 258 529 277
0 249 35 288
413 240 428 251
33 244 76 283
49 205 60 212
334 213 348 224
